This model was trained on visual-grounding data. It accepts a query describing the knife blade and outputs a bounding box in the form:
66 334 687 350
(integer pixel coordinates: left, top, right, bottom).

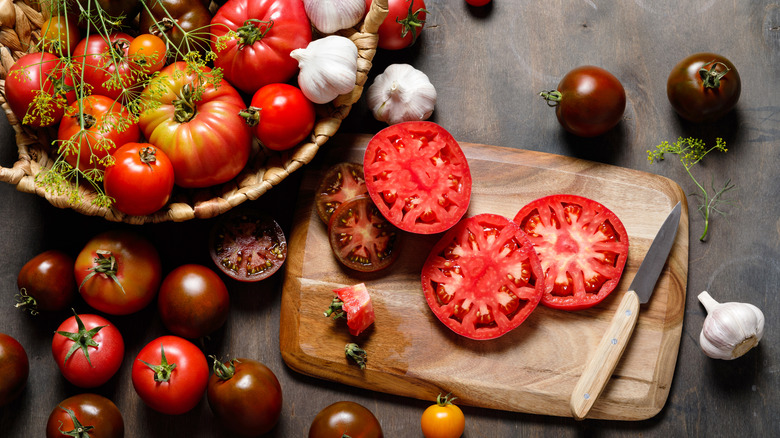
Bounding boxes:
569 201 682 420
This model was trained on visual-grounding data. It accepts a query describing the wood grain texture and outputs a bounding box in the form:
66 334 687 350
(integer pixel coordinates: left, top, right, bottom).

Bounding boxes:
280 134 690 421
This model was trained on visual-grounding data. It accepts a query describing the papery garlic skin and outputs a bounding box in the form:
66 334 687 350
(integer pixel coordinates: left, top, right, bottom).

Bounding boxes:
290 35 358 104
303 0 365 34
698 291 765 360
367 63 437 125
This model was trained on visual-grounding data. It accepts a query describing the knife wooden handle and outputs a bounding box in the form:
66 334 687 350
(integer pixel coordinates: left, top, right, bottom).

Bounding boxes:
570 290 640 420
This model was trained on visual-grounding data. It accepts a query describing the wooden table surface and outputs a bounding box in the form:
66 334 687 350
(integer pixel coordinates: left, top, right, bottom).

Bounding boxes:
1 0 778 436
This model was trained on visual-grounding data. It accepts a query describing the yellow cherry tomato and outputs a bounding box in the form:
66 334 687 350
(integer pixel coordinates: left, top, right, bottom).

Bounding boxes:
421 393 465 438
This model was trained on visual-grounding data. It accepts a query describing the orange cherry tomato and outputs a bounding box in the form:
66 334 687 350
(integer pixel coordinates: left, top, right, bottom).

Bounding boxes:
129 34 167 74
40 15 81 56
421 393 465 438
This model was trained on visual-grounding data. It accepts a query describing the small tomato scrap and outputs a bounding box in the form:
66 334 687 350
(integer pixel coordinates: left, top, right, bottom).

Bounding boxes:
325 283 376 336
421 393 465 438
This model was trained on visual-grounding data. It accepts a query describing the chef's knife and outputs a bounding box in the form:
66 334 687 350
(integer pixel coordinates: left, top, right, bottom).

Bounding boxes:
570 201 682 420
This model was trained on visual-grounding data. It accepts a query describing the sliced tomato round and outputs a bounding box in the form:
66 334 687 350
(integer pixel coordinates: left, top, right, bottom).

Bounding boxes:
513 194 629 311
421 213 544 340
363 121 472 235
328 195 400 273
315 162 368 224
209 210 287 282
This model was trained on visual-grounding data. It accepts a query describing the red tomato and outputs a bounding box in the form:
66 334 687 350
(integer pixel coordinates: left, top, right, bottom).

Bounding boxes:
131 335 209 415
51 312 124 388
0 333 29 407
367 0 427 50
513 194 629 311
465 0 490 6
363 121 472 235
328 195 400 272
241 83 315 151
5 52 75 127
667 52 741 123
40 15 81 56
46 393 124 438
540 65 626 137
74 230 162 315
315 162 369 224
309 401 383 438
420 393 465 438
72 32 137 101
210 0 312 94
157 264 230 339
421 213 544 340
128 33 167 74
57 95 140 172
326 283 376 336
104 142 175 216
139 62 252 188
16 250 76 314
207 357 283 437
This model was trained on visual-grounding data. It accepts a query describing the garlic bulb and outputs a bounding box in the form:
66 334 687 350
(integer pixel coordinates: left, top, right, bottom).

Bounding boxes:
291 35 358 104
367 63 437 125
698 291 765 360
303 0 366 34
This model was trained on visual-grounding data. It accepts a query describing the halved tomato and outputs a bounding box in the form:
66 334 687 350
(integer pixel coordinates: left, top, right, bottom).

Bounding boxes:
363 121 472 235
325 283 375 337
315 162 368 224
328 195 400 273
421 213 544 340
513 194 629 311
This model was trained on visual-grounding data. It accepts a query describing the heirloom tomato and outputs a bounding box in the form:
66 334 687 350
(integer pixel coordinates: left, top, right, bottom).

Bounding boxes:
667 52 741 123
363 121 472 234
46 393 124 438
73 32 138 101
421 393 465 438
57 95 140 172
128 33 167 74
328 196 400 272
241 83 315 151
5 52 75 127
51 312 124 388
207 357 283 437
40 15 81 56
132 335 209 415
325 283 376 336
75 230 162 315
540 65 626 137
210 0 312 94
157 264 230 339
513 194 629 311
139 0 213 60
103 142 175 216
16 249 76 314
74 0 141 27
309 401 383 438
139 62 252 188
368 0 427 50
421 214 544 340
315 162 369 224
0 333 29 407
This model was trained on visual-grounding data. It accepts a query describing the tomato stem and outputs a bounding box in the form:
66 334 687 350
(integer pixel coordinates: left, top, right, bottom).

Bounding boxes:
238 106 261 128
138 344 177 382
210 355 237 380
79 250 126 295
138 146 158 168
539 90 562 107
236 19 274 50
324 297 346 319
58 406 95 437
397 1 428 46
173 84 198 123
14 288 39 316
436 392 458 406
699 61 731 89
345 343 367 370
55 310 106 366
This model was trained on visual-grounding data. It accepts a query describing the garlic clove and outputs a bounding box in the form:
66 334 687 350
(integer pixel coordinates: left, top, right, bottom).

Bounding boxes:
290 35 358 104
698 291 765 360
303 0 366 34
367 63 437 125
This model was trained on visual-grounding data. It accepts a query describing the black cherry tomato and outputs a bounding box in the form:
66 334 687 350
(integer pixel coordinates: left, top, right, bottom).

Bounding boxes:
666 52 741 123
309 401 383 438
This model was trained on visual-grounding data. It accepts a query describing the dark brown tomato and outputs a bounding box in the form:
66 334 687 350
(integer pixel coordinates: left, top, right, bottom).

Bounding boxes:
666 52 741 123
46 393 124 438
309 401 383 438
0 333 29 407
139 0 212 60
16 250 76 314
209 210 287 282
315 162 368 224
157 264 230 339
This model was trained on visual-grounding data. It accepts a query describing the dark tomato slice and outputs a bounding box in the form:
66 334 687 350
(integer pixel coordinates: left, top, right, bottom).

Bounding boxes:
421 213 544 340
363 121 472 235
513 194 629 311
315 162 368 224
209 210 287 282
328 195 400 273
330 283 375 336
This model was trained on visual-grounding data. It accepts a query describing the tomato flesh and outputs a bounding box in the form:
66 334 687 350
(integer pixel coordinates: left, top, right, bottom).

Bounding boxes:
328 196 400 273
332 283 376 336
315 162 369 224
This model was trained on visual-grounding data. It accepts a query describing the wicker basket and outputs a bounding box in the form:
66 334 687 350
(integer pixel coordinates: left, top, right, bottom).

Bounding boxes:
0 0 388 224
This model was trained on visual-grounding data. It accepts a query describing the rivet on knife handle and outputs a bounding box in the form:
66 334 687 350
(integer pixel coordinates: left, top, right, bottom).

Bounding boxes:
570 290 640 420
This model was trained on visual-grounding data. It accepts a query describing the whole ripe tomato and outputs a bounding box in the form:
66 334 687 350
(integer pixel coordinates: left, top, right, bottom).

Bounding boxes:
421 213 545 340
72 32 138 101
421 393 465 438
0 333 29 407
363 121 472 235
540 65 626 137
666 52 741 123
328 196 400 272
157 264 230 339
46 393 124 438
139 62 252 188
74 230 162 315
40 15 81 56
315 162 369 224
367 0 427 50
309 401 383 438
16 249 76 314
52 312 124 388
57 95 140 172
103 142 175 216
5 52 76 127
513 194 629 311
128 33 167 74
207 357 283 437
241 83 315 151
139 0 212 60
210 0 313 94
132 335 209 415
74 0 141 27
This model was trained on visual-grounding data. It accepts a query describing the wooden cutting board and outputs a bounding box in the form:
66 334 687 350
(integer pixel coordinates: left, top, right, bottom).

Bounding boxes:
280 134 689 421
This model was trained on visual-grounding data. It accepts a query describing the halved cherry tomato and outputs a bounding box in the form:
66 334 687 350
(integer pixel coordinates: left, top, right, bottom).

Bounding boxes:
513 194 629 311
315 162 369 224
421 393 465 438
325 283 376 336
421 213 544 340
104 143 175 217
